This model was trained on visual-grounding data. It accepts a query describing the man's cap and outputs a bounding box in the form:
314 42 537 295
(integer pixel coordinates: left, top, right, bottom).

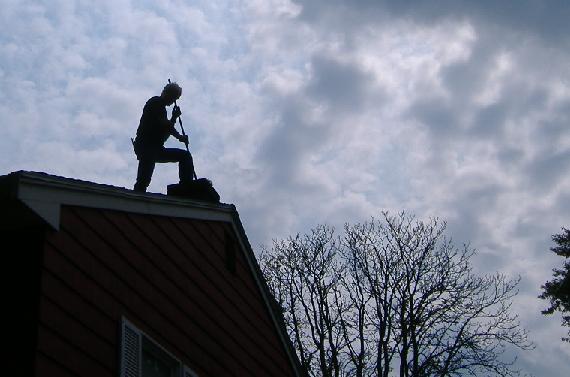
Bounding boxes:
163 82 182 98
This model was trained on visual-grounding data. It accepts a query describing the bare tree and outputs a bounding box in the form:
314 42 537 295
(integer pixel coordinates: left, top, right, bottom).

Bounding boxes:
342 219 398 377
262 226 347 377
261 212 533 377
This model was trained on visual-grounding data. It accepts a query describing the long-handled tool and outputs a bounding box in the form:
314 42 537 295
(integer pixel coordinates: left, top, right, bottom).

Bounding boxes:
169 79 197 180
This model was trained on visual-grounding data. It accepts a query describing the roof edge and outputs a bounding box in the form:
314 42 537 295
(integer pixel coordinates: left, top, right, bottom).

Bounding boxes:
1 171 235 230
229 211 304 376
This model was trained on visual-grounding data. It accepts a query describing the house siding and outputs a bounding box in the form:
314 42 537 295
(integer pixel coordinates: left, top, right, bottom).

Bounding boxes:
4 226 45 377
36 205 296 377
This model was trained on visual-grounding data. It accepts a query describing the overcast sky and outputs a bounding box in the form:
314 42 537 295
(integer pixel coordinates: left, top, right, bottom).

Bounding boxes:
1 0 569 375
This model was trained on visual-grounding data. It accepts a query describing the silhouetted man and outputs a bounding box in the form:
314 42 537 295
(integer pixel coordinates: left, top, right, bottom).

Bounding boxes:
133 82 194 192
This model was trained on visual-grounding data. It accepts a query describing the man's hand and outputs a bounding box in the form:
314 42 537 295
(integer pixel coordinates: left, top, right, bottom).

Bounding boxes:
178 134 189 145
172 105 182 119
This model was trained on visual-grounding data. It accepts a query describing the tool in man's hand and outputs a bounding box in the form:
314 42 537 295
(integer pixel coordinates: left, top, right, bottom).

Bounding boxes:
169 79 197 180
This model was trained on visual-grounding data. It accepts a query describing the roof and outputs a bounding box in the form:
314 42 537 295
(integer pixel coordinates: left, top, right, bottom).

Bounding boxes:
0 170 302 376
0 171 235 231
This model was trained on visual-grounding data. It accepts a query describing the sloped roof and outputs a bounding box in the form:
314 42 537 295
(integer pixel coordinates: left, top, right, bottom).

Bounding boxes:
0 171 235 231
0 170 302 376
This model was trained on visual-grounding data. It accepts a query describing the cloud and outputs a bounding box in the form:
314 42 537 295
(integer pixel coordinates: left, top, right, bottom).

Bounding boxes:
306 55 377 111
1 1 570 374
293 0 570 46
241 2 570 373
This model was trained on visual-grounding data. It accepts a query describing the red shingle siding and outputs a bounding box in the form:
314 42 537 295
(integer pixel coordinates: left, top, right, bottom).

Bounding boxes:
36 205 295 377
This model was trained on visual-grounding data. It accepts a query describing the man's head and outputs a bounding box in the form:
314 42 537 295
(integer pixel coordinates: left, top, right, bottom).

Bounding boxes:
161 82 182 105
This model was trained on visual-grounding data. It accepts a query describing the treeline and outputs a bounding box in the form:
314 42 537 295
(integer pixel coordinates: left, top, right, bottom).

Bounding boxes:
261 211 532 377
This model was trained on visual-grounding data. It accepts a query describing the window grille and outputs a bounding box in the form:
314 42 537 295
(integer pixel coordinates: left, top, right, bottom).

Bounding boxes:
120 317 199 377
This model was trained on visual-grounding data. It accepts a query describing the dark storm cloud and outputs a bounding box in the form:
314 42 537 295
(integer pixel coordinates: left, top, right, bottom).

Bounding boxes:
469 83 548 141
293 0 570 46
558 192 570 216
307 55 375 111
257 97 318 182
409 97 459 138
449 182 505 237
257 53 382 189
472 102 509 139
440 32 498 95
538 101 570 145
409 39 562 156
409 27 554 142
526 150 570 191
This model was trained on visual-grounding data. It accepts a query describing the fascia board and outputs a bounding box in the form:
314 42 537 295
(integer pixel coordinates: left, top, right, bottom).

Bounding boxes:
228 211 304 377
14 172 235 230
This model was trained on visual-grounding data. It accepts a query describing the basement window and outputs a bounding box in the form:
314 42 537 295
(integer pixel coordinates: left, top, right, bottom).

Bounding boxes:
120 317 199 377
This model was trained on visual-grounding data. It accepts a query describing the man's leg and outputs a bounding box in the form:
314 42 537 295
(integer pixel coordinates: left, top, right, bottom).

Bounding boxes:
134 158 156 192
156 148 195 183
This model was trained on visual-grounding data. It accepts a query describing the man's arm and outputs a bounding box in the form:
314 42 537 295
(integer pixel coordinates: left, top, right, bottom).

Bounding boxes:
164 106 188 144
169 125 188 144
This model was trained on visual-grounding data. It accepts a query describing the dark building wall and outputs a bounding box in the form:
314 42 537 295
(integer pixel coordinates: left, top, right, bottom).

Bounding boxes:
3 225 45 377
36 205 295 377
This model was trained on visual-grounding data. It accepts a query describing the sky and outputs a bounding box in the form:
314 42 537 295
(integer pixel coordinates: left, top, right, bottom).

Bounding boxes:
1 0 569 375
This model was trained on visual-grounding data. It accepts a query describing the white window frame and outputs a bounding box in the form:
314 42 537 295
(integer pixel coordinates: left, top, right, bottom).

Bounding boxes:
120 317 199 377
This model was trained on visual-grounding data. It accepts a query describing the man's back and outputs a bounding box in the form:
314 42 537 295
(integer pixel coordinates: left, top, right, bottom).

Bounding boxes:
135 96 168 152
